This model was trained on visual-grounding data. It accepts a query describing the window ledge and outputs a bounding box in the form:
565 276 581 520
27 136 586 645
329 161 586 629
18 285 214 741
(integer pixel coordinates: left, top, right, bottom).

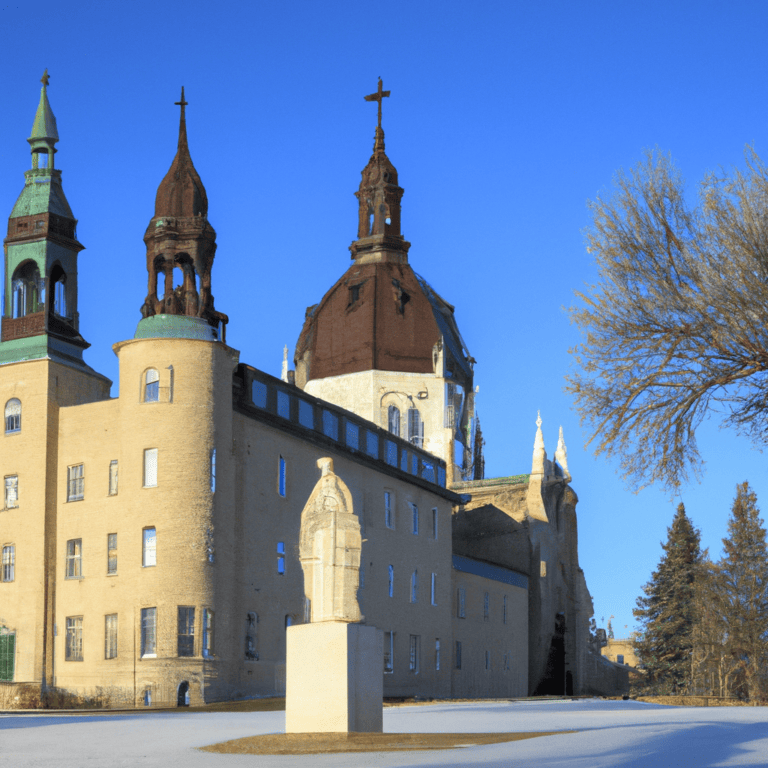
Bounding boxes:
140 654 157 659
67 498 84 503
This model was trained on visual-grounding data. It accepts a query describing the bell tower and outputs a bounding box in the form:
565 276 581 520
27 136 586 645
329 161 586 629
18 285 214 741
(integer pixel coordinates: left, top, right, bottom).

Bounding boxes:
138 88 228 342
1 70 91 367
349 78 410 264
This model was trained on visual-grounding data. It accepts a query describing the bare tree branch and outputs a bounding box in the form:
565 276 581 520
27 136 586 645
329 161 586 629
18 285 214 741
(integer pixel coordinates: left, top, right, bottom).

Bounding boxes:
567 147 768 490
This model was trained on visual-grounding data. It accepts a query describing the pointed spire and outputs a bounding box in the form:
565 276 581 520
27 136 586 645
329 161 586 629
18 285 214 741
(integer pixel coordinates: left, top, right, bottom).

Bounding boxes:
175 86 189 153
555 425 571 482
153 87 208 219
531 410 547 475
281 345 289 382
29 69 59 146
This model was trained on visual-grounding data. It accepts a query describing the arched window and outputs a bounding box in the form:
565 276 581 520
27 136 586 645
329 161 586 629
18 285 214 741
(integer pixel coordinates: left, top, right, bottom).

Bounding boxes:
4 399 21 433
408 407 423 448
411 569 418 603
11 262 41 319
144 369 159 403
387 405 400 437
53 276 66 317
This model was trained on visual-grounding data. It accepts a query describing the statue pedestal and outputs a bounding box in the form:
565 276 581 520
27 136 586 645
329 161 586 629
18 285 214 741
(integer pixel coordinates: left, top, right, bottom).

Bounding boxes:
285 622 383 733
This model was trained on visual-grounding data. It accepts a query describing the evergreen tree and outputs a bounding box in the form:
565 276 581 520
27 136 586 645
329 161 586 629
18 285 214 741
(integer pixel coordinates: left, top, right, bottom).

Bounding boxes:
633 503 702 694
716 482 768 701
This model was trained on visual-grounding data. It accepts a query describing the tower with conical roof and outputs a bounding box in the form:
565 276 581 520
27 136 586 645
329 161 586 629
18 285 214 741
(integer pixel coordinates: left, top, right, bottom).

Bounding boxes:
294 81 479 482
1 70 98 369
138 87 228 342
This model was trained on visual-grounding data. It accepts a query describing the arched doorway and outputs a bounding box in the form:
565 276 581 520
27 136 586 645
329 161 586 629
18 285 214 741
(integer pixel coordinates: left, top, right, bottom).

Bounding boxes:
177 681 190 707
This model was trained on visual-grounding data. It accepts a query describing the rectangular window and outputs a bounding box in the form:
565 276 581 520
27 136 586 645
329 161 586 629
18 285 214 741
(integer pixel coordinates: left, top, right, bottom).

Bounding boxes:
67 464 84 501
504 651 511 671
484 592 489 622
65 617 83 661
105 614 118 659
278 456 286 497
277 542 285 574
322 409 339 440
298 399 314 429
485 650 491 671
431 573 437 606
142 527 156 567
540 560 547 578
617 654 625 665
66 539 82 579
203 609 214 658
388 565 394 597
5 475 18 508
432 507 438 539
409 635 420 674
108 460 118 496
277 390 291 419
177 606 195 657
143 449 158 488
411 503 419 535
210 449 216 493
411 570 418 603
384 492 394 529
365 430 378 458
1 545 14 582
252 380 267 409
407 408 424 448
457 586 465 618
384 631 394 674
455 641 462 670
141 607 156 657
345 420 359 449
435 638 441 671
107 533 117 575
503 595 508 625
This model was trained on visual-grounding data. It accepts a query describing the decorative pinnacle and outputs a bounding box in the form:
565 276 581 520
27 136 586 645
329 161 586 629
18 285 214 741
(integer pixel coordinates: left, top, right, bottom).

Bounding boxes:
41 69 50 87
536 410 542 429
364 77 390 132
174 86 189 151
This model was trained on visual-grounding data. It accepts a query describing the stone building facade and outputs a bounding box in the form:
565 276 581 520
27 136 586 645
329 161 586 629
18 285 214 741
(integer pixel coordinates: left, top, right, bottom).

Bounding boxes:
0 75 606 706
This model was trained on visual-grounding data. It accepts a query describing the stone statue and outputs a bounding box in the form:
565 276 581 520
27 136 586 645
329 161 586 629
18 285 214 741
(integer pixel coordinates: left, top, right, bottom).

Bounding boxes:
299 458 362 623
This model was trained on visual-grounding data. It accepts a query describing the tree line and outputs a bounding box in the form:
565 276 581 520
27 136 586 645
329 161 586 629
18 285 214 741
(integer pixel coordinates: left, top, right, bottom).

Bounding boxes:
634 483 768 700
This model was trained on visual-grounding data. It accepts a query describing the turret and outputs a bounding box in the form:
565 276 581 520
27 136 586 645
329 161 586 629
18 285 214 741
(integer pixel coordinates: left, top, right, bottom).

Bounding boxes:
1 71 93 369
138 88 228 343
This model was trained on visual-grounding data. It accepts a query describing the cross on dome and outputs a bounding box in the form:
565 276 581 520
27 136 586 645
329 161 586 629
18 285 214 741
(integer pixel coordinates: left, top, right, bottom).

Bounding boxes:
364 78 390 131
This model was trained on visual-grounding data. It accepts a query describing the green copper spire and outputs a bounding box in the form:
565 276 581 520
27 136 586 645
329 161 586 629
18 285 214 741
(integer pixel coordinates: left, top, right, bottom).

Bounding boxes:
27 70 58 168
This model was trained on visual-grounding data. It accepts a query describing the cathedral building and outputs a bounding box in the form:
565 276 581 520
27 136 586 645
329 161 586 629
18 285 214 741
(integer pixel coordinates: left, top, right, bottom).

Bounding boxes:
0 75 617 706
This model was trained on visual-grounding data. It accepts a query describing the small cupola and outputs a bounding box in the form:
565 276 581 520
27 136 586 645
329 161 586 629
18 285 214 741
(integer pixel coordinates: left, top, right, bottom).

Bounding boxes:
138 88 228 343
349 79 410 264
28 69 59 171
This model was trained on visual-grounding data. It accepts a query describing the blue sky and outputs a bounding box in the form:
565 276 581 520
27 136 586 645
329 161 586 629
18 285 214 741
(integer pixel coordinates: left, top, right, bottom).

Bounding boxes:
2 0 768 637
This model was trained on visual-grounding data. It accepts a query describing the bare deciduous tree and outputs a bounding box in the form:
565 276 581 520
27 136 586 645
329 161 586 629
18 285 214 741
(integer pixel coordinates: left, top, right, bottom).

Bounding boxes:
568 148 768 489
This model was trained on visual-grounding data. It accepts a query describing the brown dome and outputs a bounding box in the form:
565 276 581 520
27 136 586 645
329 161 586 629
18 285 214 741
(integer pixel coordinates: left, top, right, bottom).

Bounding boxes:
153 90 208 219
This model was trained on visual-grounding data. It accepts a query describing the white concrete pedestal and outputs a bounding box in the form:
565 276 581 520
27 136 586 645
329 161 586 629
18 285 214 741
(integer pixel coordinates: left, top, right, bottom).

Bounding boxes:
285 622 383 733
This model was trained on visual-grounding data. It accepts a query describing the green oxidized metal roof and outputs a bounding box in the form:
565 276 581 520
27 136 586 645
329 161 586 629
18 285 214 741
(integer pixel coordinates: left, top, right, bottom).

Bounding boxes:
29 83 58 144
10 171 74 218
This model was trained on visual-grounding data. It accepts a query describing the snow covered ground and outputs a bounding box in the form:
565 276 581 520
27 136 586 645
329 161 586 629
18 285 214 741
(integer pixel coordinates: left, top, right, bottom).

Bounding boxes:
2 699 768 767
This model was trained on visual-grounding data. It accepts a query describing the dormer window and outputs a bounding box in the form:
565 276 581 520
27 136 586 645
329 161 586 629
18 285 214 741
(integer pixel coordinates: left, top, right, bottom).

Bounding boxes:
144 369 159 403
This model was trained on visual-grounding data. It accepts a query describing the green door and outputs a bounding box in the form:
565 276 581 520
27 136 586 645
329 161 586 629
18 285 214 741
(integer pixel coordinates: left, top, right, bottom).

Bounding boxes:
0 633 15 681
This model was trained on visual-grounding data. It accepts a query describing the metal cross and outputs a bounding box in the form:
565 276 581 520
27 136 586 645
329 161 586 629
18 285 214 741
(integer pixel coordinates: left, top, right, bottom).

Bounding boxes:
41 69 50 87
175 86 188 115
364 78 390 130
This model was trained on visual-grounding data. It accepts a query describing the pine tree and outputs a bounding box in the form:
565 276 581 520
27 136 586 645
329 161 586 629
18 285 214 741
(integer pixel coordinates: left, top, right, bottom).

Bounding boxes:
633 503 703 694
716 482 768 701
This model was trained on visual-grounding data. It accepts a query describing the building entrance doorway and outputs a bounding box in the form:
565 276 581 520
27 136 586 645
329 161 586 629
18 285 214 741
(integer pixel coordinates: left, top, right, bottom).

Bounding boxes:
177 681 190 707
